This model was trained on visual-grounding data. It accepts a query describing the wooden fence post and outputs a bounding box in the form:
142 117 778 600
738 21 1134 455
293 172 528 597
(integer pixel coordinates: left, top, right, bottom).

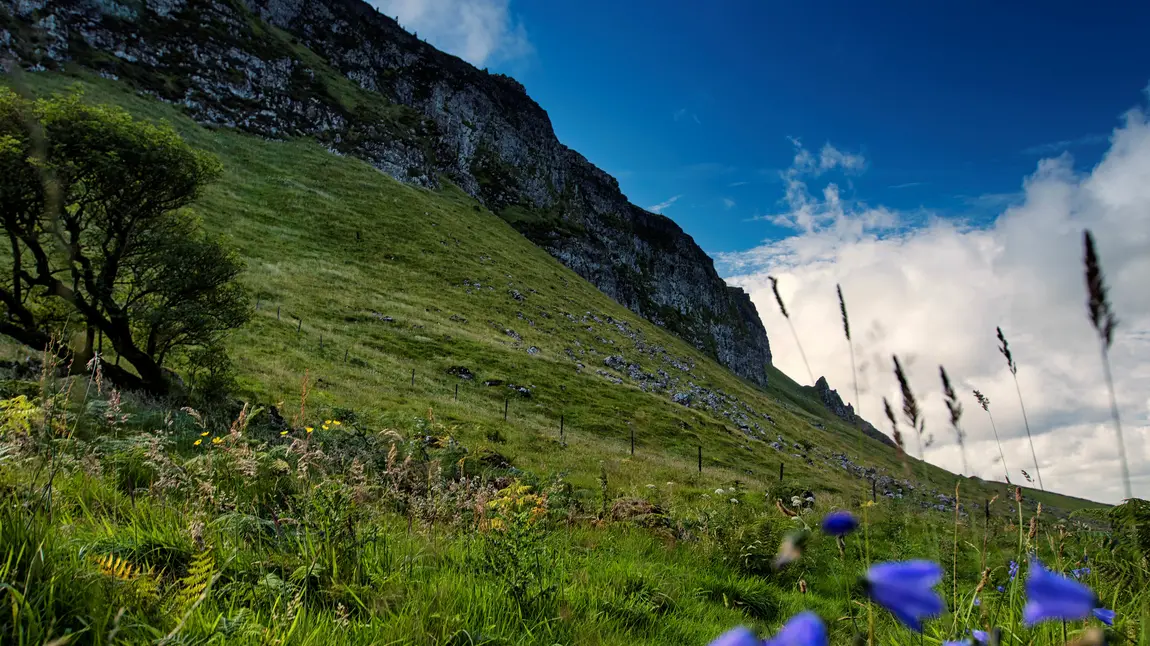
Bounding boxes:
779 462 784 483
698 445 702 473
454 383 459 401
503 397 508 421
630 425 634 456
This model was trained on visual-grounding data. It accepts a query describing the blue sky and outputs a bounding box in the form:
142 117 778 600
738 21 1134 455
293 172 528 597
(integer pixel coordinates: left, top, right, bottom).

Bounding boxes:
379 0 1150 255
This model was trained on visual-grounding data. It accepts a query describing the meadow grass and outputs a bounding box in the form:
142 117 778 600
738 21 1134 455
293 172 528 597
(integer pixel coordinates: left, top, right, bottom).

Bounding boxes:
0 70 1143 645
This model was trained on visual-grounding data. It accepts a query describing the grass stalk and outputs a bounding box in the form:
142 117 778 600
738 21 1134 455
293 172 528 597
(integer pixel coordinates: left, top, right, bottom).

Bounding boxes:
1082 229 1132 500
996 327 1043 491
974 390 1010 484
770 276 814 385
940 365 970 476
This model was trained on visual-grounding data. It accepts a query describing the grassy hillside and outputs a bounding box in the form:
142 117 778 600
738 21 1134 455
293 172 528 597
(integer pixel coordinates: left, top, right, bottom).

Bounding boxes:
4 69 1102 510
0 70 1140 646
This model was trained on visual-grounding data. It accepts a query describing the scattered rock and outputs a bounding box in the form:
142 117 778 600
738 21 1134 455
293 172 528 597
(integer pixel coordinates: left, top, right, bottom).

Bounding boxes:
446 366 474 380
477 448 512 469
609 498 666 526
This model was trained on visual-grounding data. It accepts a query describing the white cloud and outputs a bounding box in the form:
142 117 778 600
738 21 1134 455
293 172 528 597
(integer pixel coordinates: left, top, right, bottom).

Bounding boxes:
647 195 682 214
717 95 1150 504
723 197 736 210
369 0 532 66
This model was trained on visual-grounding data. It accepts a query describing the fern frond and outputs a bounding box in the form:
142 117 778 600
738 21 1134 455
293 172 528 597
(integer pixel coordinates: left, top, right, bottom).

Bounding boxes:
176 547 216 611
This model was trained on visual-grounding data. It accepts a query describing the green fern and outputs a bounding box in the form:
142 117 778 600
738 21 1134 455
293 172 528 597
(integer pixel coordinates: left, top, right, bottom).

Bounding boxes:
175 547 216 611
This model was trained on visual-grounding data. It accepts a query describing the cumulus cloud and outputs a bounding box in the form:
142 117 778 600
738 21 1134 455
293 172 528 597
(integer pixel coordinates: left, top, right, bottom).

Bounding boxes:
717 93 1150 504
647 195 682 214
369 0 532 66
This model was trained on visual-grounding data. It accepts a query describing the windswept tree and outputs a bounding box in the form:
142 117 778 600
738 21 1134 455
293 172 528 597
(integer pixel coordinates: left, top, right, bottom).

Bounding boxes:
0 87 249 394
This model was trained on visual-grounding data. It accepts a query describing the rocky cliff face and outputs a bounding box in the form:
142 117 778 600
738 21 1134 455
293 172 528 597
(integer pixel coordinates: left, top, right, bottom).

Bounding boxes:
0 0 773 386
810 376 896 448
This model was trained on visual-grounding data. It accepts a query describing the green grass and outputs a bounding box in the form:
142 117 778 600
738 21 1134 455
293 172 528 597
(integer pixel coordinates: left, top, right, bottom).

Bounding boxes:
0 70 1143 645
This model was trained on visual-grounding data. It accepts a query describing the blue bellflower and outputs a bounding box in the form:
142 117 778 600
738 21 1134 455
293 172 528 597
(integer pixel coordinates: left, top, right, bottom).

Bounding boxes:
708 626 758 646
820 510 858 537
863 560 945 632
707 612 828 646
1023 559 1098 625
1092 607 1116 626
1008 560 1019 581
971 629 989 644
763 612 828 646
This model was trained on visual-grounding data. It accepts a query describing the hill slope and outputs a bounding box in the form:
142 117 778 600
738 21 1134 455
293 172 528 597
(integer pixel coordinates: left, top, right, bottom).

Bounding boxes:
0 0 774 386
0 69 1107 519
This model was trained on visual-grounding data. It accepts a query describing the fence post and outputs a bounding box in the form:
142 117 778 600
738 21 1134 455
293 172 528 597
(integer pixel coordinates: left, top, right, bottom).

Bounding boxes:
779 462 784 483
343 348 348 363
697 445 702 473
630 425 634 456
454 383 459 401
560 414 564 442
255 295 261 310
296 319 302 336
503 397 508 421
319 334 323 350
277 305 281 321
871 478 877 502
411 368 415 386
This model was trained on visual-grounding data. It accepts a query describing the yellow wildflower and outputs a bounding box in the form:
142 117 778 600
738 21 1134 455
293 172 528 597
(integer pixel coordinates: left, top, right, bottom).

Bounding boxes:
306 426 314 433
193 439 202 446
322 425 330 431
212 437 223 445
324 420 332 425
199 431 209 437
280 430 288 436
332 420 341 426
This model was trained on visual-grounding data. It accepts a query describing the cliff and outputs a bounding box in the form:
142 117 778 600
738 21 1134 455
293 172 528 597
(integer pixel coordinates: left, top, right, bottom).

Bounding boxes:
809 376 897 448
1 0 772 385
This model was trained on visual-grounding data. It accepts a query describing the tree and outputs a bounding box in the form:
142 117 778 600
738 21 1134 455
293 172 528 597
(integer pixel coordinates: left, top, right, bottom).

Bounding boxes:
0 87 249 394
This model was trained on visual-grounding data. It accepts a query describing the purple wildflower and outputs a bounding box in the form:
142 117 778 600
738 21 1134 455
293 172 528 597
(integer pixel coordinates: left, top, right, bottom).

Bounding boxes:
820 510 858 537
707 612 828 646
763 612 827 646
863 560 945 632
1023 558 1098 625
